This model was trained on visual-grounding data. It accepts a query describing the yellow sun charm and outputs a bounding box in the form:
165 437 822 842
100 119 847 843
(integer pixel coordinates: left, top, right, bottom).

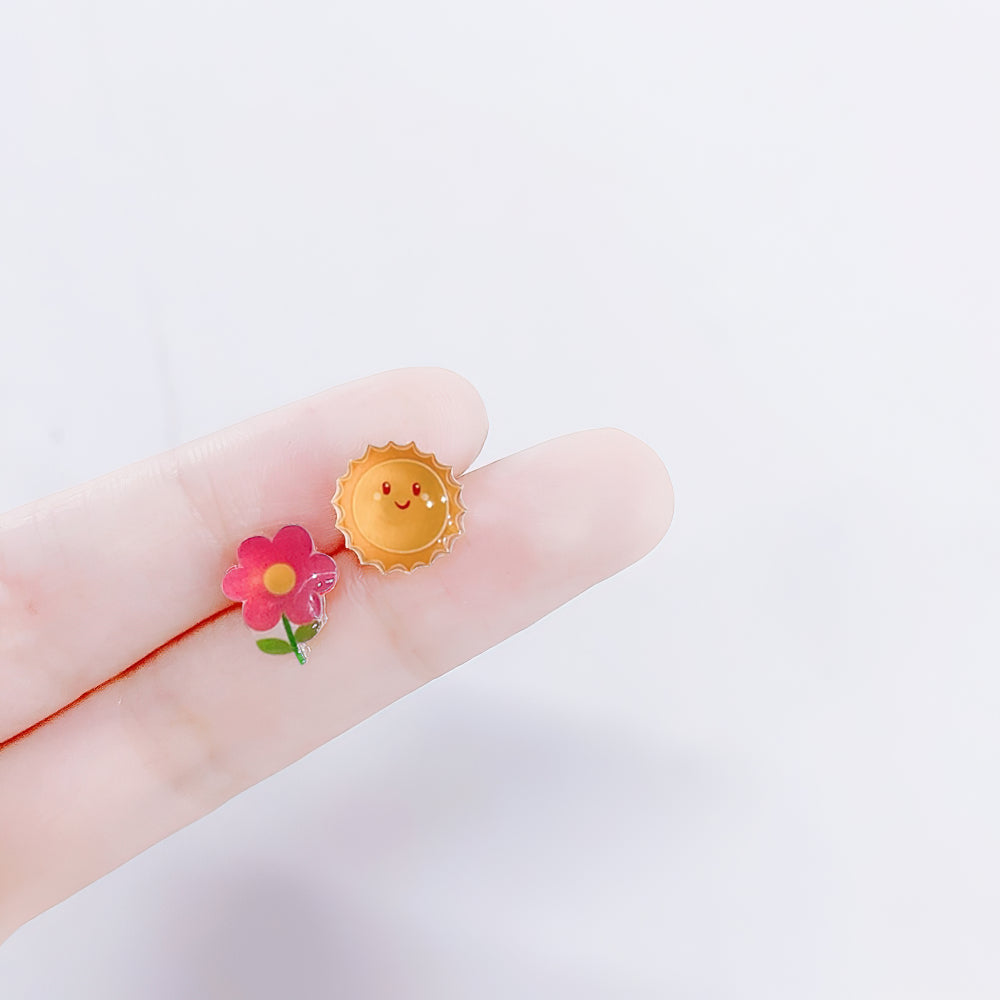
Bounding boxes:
332 442 466 572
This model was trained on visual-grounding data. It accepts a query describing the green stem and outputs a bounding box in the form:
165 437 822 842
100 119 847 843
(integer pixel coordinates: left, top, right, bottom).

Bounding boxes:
282 613 306 664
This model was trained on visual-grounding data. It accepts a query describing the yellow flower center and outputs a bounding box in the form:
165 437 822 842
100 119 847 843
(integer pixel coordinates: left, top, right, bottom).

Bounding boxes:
262 562 297 596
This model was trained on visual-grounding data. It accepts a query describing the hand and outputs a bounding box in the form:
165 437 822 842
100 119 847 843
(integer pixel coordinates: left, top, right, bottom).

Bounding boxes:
0 368 672 937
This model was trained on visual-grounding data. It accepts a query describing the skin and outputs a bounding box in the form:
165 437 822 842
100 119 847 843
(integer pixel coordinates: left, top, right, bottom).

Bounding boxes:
0 367 673 940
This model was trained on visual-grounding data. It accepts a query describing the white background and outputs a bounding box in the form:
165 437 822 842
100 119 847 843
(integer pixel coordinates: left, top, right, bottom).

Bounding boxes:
1 1 998 996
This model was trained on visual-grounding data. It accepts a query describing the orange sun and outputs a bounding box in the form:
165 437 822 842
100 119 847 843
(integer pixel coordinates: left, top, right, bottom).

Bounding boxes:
331 442 466 572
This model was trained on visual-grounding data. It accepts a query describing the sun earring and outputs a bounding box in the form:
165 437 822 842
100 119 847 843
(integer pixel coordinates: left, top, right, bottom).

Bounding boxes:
331 442 465 573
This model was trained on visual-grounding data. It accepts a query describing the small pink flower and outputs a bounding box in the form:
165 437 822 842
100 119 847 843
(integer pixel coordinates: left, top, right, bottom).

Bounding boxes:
222 525 338 631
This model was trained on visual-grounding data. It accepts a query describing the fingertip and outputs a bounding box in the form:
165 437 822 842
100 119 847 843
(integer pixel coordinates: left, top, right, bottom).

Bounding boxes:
541 428 672 577
593 426 674 559
430 367 491 464
358 367 490 470
455 427 673 595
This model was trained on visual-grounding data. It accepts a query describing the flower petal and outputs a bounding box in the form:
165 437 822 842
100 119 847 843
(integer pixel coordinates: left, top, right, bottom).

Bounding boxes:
221 565 252 602
305 551 338 594
242 592 284 631
284 586 322 625
271 525 313 566
236 535 274 572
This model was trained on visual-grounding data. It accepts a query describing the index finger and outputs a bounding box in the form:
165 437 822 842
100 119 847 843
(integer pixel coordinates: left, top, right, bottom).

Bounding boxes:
0 367 489 742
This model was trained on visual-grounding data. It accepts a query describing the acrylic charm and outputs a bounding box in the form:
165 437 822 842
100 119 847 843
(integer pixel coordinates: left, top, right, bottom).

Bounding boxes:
332 442 466 573
222 524 337 664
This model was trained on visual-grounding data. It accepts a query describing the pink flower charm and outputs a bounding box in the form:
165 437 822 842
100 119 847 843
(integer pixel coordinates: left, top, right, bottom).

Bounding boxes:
222 524 338 663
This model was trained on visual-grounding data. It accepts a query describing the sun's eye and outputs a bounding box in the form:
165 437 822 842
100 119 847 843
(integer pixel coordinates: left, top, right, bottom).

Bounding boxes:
381 481 391 495
412 481 421 496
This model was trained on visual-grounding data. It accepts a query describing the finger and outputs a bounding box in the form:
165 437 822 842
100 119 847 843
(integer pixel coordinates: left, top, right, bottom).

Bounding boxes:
0 429 673 936
0 367 489 743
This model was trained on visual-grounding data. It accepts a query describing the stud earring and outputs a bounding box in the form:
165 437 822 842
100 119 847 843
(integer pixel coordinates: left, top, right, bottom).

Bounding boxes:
331 441 466 573
221 524 338 664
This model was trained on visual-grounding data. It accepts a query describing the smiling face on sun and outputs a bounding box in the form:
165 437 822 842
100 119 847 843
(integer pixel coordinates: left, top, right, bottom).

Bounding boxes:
332 443 465 572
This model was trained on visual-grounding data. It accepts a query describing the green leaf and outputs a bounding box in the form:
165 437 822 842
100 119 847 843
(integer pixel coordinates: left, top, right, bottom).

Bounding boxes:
293 621 321 642
257 638 294 655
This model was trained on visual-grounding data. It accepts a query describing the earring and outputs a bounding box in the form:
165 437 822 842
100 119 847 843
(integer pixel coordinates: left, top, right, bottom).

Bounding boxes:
221 524 337 664
331 441 466 573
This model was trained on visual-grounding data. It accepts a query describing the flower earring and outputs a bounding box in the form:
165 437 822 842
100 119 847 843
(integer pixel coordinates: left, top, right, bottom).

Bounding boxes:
222 525 338 663
222 443 465 663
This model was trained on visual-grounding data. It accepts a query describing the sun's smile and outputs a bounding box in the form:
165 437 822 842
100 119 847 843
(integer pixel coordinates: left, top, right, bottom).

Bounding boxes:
394 499 411 509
